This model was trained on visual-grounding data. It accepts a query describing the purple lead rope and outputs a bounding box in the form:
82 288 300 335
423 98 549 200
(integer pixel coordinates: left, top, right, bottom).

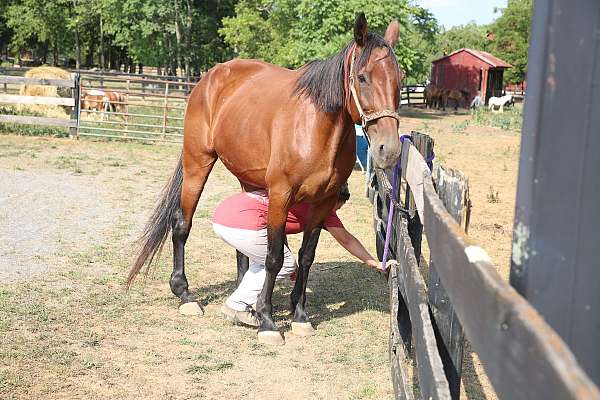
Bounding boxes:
380 159 400 271
380 135 434 272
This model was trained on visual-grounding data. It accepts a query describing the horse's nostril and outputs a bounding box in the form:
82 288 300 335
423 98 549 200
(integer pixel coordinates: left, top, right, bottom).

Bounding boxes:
379 144 385 152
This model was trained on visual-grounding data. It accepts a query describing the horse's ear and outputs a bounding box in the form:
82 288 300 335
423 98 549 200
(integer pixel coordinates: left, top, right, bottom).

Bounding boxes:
385 19 400 48
354 12 368 47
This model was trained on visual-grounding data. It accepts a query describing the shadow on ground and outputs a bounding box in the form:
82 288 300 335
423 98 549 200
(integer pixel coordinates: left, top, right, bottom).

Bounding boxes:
400 107 470 120
192 261 388 326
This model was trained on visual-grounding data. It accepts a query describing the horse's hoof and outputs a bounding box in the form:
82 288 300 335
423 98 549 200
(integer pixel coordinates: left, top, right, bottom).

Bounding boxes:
179 301 204 316
257 330 285 346
291 322 317 337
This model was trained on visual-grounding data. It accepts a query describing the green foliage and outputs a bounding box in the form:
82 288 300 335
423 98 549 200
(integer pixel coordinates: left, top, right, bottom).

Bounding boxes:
437 22 490 56
220 0 440 82
490 0 533 83
2 0 236 74
471 104 523 131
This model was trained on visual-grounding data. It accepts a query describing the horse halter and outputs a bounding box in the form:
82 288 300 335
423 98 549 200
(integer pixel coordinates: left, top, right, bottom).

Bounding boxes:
348 46 401 142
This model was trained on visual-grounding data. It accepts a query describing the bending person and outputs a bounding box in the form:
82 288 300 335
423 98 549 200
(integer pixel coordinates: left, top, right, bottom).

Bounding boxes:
212 183 382 327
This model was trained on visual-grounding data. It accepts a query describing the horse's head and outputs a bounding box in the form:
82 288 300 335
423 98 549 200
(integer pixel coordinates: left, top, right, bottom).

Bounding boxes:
348 13 404 169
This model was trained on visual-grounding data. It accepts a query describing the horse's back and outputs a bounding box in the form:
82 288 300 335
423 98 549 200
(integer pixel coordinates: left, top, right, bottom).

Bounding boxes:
183 59 302 187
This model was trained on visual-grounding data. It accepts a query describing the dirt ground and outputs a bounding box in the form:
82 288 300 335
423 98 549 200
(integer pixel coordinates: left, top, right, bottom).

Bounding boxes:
0 107 520 399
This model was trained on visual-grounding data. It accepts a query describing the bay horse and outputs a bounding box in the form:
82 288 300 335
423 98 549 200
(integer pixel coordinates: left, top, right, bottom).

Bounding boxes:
424 83 442 109
127 13 404 345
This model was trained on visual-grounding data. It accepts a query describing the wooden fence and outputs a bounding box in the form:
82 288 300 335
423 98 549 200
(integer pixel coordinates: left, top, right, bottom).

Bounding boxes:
0 74 79 136
0 70 195 143
401 85 426 107
76 73 194 142
366 132 600 399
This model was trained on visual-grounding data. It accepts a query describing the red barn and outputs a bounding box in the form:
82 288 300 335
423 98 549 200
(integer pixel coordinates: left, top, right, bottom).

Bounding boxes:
431 48 512 105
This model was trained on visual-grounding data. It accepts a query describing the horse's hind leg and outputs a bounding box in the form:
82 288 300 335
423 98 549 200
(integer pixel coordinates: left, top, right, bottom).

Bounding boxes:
171 152 217 315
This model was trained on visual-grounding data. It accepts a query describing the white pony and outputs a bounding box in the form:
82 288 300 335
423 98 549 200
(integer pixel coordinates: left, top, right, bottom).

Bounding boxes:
488 94 514 112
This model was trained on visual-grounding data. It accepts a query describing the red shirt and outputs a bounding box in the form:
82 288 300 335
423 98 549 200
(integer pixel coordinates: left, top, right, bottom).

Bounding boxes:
212 191 344 234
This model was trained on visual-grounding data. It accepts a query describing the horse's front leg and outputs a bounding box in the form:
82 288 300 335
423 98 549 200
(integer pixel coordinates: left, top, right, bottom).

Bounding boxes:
290 196 337 337
255 191 291 345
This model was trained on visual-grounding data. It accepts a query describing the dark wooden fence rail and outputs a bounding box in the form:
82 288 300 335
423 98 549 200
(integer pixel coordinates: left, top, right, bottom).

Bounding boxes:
401 85 426 107
367 132 600 399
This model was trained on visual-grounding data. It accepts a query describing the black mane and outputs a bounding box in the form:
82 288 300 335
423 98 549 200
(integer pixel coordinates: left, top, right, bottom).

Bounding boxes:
293 32 398 114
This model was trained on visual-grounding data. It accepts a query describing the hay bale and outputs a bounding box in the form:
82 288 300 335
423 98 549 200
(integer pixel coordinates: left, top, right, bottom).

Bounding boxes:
19 66 72 117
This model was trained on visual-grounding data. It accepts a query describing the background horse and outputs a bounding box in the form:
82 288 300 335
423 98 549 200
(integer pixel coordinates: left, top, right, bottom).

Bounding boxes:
488 94 514 112
127 13 404 345
424 83 442 109
440 89 468 111
81 90 125 120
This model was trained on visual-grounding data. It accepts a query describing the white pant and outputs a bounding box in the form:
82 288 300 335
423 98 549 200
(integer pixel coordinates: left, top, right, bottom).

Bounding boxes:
212 223 297 311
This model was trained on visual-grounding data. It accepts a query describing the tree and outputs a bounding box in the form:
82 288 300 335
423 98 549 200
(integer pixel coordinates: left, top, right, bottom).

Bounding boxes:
5 0 72 65
436 22 490 57
490 0 533 83
220 0 438 82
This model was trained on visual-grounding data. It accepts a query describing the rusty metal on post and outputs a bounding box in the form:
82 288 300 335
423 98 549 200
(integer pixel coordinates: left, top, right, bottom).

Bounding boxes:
162 81 169 141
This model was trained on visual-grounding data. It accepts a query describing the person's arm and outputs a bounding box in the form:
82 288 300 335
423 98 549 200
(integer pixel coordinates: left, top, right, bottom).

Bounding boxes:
327 226 381 272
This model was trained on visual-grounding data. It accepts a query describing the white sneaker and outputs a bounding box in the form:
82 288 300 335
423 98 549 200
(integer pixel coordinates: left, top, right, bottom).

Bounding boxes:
221 304 259 327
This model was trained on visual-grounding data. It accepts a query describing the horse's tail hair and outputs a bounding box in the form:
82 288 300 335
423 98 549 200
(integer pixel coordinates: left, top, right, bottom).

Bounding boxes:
127 155 184 288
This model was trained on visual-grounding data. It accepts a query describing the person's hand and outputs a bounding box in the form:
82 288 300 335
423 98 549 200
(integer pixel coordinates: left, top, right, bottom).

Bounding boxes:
381 260 398 281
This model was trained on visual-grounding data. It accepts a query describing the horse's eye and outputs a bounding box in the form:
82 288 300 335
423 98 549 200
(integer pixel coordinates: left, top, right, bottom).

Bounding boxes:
358 74 367 83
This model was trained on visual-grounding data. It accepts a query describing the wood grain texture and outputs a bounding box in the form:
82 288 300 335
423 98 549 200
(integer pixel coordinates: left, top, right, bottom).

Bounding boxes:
423 175 600 400
0 94 75 106
0 75 75 88
0 114 75 127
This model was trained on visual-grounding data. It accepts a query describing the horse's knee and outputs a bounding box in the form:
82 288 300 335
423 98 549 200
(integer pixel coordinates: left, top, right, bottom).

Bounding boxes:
265 252 284 273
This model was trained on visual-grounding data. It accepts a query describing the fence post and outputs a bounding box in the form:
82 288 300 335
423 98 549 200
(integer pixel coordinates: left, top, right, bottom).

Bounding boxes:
125 78 130 138
428 166 470 400
162 82 169 141
406 88 411 107
70 73 80 139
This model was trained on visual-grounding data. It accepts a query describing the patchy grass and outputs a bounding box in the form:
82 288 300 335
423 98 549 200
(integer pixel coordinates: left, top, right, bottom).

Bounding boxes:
471 103 523 131
0 134 391 400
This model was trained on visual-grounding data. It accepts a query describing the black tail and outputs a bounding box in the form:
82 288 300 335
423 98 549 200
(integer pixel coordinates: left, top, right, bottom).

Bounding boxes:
127 156 184 287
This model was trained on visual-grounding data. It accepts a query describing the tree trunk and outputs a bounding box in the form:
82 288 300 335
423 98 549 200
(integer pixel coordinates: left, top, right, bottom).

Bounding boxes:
174 0 182 76
72 0 81 69
184 0 193 83
99 14 105 69
53 38 59 66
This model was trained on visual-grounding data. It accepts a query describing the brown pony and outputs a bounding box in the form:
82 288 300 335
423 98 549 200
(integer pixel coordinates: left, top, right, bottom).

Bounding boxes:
127 13 404 345
440 89 467 111
424 83 442 109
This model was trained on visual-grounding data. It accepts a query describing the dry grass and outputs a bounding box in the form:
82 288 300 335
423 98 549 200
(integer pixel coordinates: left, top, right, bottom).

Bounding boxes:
0 135 390 400
0 106 521 399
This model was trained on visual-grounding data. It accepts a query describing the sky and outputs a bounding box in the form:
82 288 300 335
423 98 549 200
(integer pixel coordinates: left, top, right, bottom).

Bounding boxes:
418 0 508 29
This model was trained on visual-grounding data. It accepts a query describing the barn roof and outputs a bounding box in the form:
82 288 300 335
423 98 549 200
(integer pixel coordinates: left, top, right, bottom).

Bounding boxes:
432 48 513 68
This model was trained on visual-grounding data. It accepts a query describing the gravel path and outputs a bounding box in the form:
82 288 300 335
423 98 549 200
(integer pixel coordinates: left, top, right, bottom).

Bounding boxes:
0 169 118 282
